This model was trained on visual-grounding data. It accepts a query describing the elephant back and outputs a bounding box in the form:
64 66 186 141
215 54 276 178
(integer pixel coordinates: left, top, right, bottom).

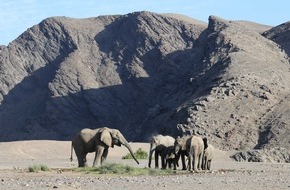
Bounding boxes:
152 135 175 146
79 128 100 143
162 135 175 146
187 135 204 151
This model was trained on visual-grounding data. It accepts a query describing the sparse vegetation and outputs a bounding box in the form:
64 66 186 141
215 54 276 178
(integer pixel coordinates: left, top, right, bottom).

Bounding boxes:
76 163 175 175
40 164 50 171
122 148 148 160
28 164 49 172
240 144 249 151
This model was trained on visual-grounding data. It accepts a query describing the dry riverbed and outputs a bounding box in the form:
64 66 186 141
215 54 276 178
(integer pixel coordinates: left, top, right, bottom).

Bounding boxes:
0 141 289 190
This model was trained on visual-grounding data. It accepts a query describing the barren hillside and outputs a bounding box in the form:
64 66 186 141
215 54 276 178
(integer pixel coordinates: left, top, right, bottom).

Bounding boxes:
0 11 289 162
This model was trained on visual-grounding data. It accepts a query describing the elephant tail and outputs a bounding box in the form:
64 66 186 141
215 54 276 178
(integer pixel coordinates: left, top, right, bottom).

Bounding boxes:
70 142 73 162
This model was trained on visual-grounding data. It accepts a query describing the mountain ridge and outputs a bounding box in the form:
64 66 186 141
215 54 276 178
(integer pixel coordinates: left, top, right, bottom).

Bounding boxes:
0 11 289 162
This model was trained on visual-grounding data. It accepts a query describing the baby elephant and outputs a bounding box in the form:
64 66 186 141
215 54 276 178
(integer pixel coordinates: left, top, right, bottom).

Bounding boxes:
202 144 214 170
161 146 178 170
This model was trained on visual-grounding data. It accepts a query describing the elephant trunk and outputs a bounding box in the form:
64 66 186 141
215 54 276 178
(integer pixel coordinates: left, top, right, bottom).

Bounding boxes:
123 141 139 165
148 144 156 168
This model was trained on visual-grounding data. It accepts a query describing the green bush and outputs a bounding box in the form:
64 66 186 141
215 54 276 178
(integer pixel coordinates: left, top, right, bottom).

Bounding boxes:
40 165 50 171
122 148 148 160
28 165 41 172
97 163 136 174
28 164 49 172
76 163 175 175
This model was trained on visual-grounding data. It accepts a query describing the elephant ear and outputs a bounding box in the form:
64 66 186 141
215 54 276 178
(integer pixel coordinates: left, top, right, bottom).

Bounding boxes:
101 129 112 147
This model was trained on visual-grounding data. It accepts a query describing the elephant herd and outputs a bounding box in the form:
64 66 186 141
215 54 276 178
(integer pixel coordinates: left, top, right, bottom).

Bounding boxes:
148 134 214 172
70 126 214 172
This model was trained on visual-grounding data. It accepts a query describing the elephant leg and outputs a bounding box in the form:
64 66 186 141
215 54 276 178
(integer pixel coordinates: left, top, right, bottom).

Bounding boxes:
204 157 208 170
192 150 199 172
181 154 186 170
173 159 177 170
155 151 159 169
76 156 84 167
175 154 180 168
161 155 166 169
75 151 87 167
101 148 109 165
198 152 204 171
164 158 167 169
201 156 205 170
93 146 104 167
170 159 175 170
188 154 193 171
79 154 88 167
203 157 208 170
193 156 198 172
207 160 211 170
168 159 172 169
165 158 171 169
83 153 88 167
194 153 202 172
196 155 200 171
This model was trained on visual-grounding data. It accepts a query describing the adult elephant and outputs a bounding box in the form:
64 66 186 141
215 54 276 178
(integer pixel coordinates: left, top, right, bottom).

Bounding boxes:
70 127 139 167
202 142 214 170
174 135 191 170
148 134 175 169
186 136 205 172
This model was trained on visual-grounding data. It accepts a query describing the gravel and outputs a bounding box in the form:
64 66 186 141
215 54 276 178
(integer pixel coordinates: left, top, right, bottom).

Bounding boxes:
1 141 289 190
1 162 289 190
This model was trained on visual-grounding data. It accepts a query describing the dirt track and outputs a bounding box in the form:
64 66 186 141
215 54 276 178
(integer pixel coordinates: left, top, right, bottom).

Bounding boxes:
0 141 289 190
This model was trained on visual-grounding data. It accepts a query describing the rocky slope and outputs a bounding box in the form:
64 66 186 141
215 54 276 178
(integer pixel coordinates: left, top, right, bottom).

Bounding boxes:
0 11 289 162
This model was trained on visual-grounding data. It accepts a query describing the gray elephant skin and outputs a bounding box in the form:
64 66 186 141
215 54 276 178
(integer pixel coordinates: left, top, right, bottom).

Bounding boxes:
148 134 175 169
161 145 179 170
203 143 214 170
70 127 139 167
174 135 191 170
186 136 205 172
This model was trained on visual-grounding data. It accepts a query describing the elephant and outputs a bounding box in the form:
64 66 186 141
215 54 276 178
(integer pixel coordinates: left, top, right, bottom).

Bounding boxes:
174 135 192 170
202 143 214 170
70 127 139 167
161 145 179 170
148 134 175 169
186 136 205 172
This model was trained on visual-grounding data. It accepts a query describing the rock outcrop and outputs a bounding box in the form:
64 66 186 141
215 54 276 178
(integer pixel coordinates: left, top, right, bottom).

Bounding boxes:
0 11 289 162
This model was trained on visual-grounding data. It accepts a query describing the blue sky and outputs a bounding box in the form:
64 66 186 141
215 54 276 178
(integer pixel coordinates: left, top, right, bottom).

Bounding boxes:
0 0 289 45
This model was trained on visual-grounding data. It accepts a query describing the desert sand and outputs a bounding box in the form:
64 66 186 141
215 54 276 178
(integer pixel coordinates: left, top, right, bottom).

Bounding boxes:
0 140 289 190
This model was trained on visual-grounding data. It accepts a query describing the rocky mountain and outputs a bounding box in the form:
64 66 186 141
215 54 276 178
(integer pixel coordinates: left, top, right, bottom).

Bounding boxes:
0 11 289 162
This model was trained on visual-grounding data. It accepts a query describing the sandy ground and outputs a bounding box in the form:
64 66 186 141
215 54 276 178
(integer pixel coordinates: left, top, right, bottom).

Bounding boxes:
0 140 289 190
